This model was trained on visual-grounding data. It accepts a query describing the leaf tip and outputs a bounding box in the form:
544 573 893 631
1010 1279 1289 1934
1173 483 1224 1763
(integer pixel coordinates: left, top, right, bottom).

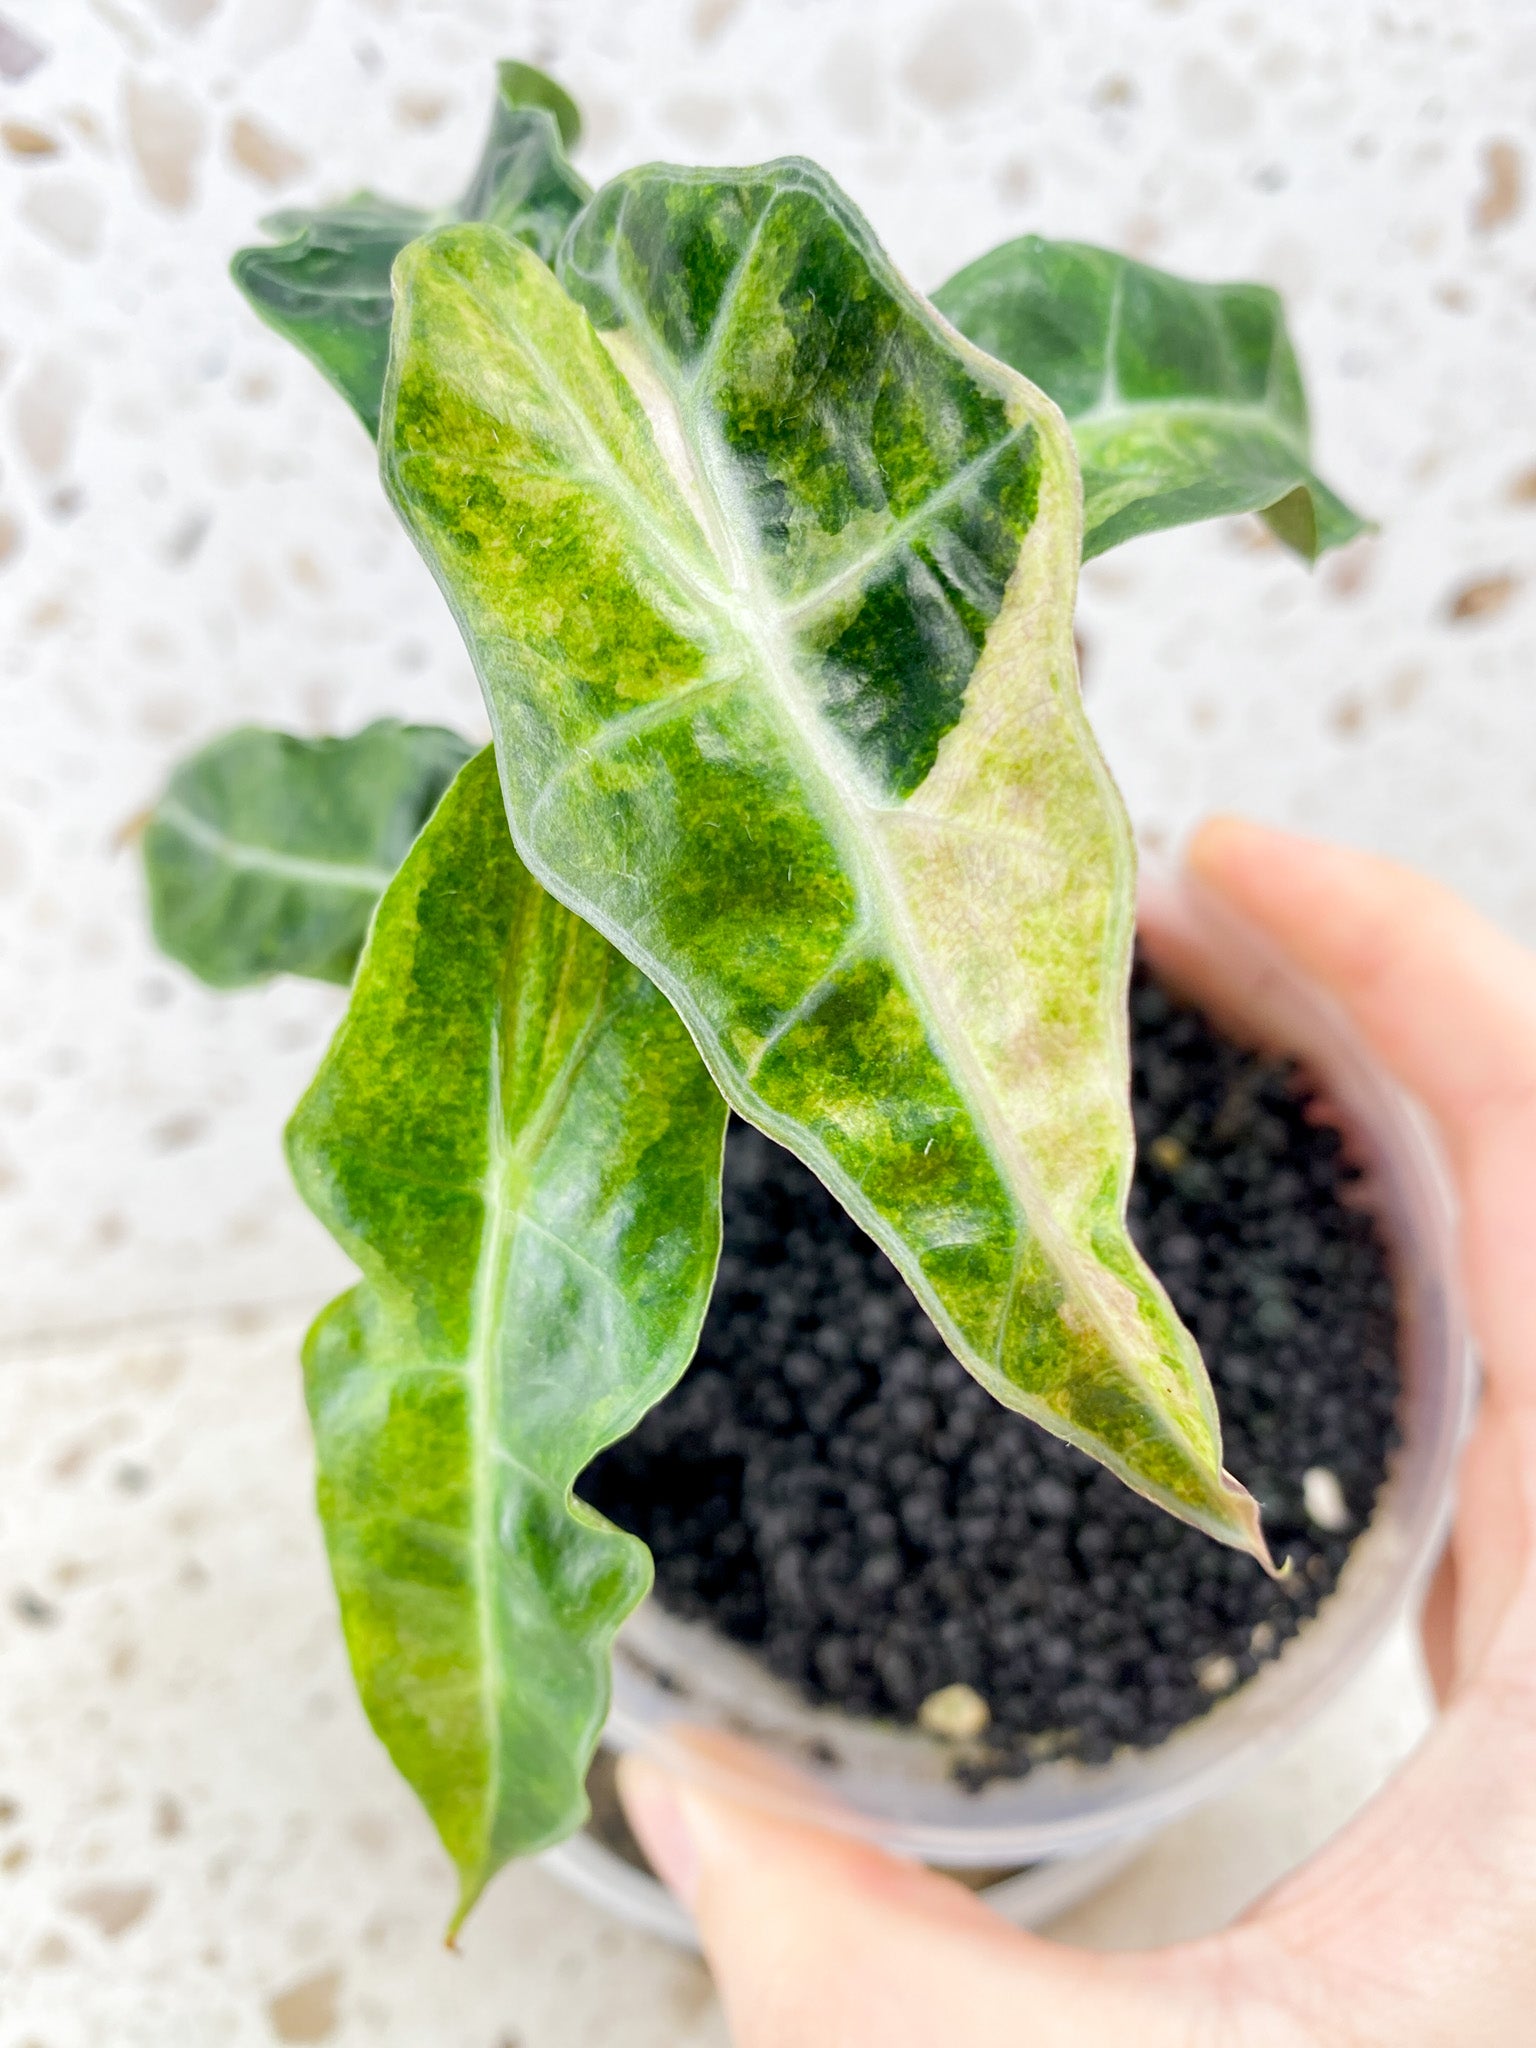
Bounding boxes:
495 58 582 150
444 1869 487 1948
1218 1470 1280 1577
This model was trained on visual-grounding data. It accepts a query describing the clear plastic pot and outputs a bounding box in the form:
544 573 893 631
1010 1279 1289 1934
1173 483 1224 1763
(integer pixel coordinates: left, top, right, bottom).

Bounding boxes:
543 862 1475 1944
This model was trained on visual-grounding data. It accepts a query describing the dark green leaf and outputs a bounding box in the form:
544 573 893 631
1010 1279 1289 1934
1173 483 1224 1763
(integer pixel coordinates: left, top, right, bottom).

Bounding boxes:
933 235 1369 561
381 163 1267 1560
454 61 589 246
491 59 583 148
232 63 590 436
231 194 430 441
143 720 473 988
287 748 726 1926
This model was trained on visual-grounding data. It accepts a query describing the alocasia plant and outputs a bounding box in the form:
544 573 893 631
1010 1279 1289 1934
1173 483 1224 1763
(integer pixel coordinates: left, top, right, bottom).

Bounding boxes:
288 748 727 1922
933 236 1367 561
135 59 1381 1924
144 719 471 986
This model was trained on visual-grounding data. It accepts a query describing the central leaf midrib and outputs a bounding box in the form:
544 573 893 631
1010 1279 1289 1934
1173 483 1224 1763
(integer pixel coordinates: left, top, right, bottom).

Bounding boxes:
462 918 611 1873
1070 393 1308 461
156 797 397 893
621 325 1127 1391
465 1009 513 1879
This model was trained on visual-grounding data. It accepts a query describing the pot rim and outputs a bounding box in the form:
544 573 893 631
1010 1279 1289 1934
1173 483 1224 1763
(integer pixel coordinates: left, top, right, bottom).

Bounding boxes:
540 1825 1145 1952
596 858 1476 1866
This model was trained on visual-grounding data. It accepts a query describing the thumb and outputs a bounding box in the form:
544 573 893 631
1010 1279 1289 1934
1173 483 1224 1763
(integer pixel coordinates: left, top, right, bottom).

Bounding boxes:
616 1750 1205 2048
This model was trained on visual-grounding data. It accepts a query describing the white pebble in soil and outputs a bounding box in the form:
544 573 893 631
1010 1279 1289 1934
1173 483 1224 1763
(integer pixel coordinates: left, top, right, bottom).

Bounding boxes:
1195 1654 1240 1697
1303 1466 1353 1534
919 1682 991 1741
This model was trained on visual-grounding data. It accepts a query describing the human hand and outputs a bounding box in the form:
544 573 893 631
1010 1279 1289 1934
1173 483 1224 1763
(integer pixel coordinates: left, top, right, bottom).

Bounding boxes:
616 819 1536 2048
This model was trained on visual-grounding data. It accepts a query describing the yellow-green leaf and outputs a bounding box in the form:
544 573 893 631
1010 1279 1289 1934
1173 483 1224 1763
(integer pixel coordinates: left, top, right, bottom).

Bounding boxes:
381 163 1267 1560
287 749 727 1925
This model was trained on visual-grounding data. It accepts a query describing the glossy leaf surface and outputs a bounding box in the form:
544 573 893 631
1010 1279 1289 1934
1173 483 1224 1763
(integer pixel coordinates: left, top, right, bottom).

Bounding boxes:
383 163 1266 1557
232 62 589 436
933 235 1368 561
288 749 727 1924
143 720 472 987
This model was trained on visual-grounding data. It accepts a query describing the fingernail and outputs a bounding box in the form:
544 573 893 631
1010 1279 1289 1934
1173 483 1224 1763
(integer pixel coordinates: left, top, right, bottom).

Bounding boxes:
616 1754 701 1909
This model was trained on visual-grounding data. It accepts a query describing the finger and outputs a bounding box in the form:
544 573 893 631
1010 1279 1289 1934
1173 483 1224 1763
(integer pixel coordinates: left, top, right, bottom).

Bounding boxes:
1442 1398 1534 1684
616 1753 1208 2048
1187 818 1536 1156
1190 825 1536 2024
1236 1411 1536 2042
1187 818 1536 1421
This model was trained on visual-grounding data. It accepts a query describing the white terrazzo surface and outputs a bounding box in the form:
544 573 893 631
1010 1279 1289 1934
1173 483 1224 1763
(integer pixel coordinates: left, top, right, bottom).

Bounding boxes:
0 0 1524 2037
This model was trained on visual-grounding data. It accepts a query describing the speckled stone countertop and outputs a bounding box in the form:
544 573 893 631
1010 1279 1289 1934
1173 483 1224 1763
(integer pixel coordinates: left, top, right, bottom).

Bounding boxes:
1 0 1527 2038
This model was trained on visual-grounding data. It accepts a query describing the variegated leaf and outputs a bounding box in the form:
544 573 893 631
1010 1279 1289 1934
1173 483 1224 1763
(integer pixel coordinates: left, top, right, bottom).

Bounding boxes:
287 749 728 1924
381 162 1266 1558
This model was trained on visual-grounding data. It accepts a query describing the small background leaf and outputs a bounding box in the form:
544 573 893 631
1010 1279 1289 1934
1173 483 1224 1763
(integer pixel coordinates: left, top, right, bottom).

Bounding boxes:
287 749 726 1923
231 62 590 436
454 60 589 248
143 720 472 987
934 235 1369 562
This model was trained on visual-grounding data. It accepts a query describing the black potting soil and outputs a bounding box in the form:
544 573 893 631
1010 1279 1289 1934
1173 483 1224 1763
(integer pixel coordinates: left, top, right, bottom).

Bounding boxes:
580 964 1401 1782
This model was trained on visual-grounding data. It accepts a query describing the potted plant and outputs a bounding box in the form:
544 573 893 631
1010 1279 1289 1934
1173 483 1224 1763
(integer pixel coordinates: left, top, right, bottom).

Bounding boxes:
140 62 1467 1940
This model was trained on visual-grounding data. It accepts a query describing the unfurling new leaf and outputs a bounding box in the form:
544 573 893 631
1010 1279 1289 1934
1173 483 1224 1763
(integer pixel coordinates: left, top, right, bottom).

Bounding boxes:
382 162 1268 1559
143 720 472 987
287 749 727 1926
933 235 1369 561
232 62 589 436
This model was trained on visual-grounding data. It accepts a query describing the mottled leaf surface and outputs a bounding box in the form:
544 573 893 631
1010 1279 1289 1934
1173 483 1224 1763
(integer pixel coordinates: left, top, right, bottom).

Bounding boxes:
934 235 1368 561
382 162 1266 1557
288 749 726 1924
232 62 589 436
144 720 472 987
